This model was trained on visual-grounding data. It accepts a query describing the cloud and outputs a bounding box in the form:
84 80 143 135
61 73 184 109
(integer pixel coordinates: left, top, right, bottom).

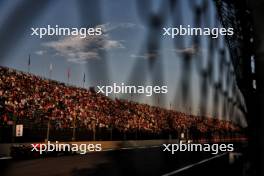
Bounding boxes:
130 52 158 59
43 32 124 64
175 47 197 55
35 50 46 55
170 45 202 56
130 45 201 60
41 22 144 64
98 22 143 33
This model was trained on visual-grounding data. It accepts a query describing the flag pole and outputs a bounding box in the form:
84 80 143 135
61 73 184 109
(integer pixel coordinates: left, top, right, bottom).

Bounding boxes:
83 72 85 88
28 54 31 73
49 63 53 79
67 67 70 85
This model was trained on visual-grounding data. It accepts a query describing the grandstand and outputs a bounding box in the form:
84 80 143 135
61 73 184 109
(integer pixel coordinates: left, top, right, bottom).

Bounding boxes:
0 66 243 142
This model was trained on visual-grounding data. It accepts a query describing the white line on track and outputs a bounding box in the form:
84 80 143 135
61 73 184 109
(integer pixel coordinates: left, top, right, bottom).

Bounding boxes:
0 156 12 160
120 147 131 150
103 149 114 152
162 152 228 176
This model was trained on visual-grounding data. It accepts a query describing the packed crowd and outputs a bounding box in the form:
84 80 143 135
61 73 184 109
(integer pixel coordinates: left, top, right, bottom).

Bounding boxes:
0 66 242 139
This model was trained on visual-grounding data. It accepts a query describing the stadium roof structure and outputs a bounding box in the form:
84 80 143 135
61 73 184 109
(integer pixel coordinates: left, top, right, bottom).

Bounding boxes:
216 0 264 175
214 0 255 121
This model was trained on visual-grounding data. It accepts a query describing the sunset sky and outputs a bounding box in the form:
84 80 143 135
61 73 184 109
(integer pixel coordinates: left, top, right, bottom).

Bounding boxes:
0 0 247 126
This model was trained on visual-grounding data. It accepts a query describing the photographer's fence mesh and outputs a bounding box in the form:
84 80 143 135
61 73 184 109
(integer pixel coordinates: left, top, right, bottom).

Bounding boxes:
0 0 252 143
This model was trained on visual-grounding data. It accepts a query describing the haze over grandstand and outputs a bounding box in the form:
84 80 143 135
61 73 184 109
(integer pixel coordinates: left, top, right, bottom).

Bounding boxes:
0 0 247 127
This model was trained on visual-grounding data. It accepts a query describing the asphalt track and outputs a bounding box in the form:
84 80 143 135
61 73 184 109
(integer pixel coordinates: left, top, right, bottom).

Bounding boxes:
0 145 246 176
